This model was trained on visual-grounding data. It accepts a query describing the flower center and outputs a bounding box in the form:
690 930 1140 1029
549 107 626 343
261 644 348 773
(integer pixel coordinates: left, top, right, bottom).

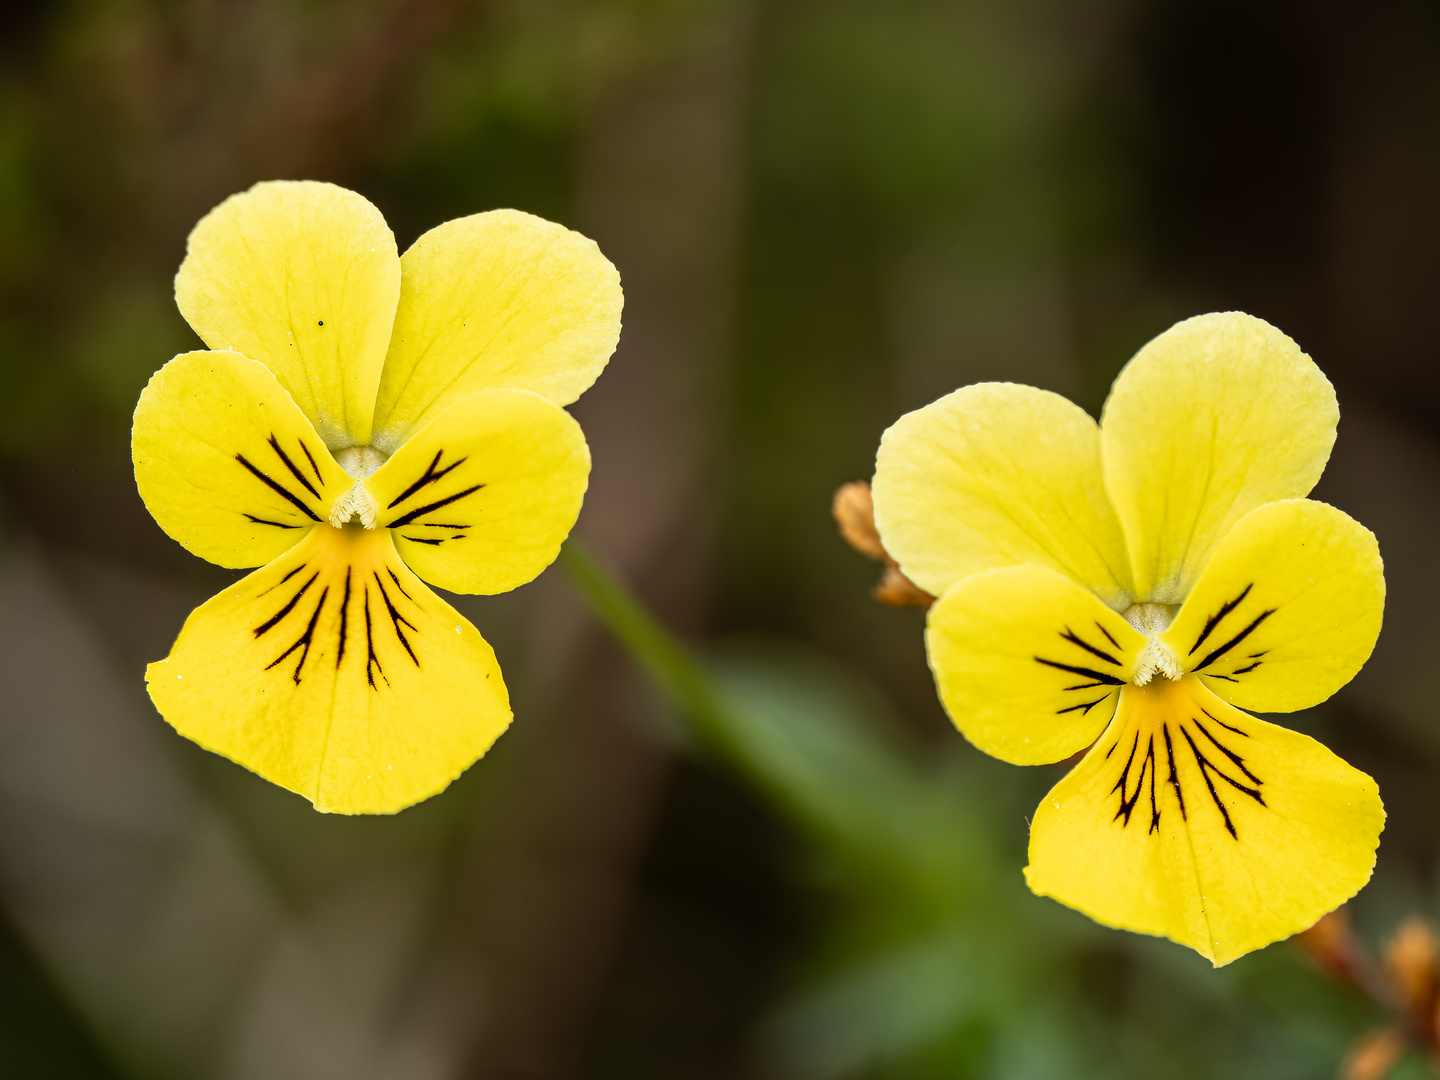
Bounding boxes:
1124 601 1182 685
329 445 390 529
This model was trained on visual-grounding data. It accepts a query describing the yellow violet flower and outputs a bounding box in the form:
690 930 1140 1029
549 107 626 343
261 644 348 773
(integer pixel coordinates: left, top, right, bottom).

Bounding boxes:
870 312 1385 965
132 180 621 814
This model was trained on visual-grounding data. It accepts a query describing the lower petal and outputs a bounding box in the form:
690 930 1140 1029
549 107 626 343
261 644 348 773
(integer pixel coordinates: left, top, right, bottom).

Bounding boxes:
147 524 511 814
1024 676 1382 966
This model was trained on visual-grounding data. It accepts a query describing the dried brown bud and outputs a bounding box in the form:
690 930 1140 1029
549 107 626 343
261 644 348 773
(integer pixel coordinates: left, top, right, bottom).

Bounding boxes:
872 564 935 609
1297 908 1367 986
1341 1027 1406 1080
1384 916 1439 1016
832 481 888 562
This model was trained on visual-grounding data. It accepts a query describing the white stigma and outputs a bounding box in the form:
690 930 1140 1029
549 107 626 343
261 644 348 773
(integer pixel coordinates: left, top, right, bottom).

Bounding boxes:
329 445 390 529
1124 602 1182 685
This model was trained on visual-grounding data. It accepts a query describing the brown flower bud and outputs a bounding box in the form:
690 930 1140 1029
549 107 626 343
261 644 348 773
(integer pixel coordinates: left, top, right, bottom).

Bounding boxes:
1384 916 1439 1017
1341 1027 1406 1080
832 481 888 562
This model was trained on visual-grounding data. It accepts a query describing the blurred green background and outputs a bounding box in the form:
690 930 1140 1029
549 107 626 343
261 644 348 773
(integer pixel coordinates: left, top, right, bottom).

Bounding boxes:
2 0 1440 1077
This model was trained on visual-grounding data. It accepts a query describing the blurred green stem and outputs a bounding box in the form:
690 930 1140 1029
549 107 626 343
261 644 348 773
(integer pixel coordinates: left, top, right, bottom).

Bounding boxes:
557 538 733 753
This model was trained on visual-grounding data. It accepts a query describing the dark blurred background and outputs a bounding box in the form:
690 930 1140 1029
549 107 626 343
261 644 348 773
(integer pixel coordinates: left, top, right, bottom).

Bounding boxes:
2 0 1440 1077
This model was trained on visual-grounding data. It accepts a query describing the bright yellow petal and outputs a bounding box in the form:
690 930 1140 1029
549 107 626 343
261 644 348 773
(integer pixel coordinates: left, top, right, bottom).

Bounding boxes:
1162 499 1384 712
133 350 352 568
369 210 622 453
1025 676 1382 966
1101 312 1338 603
926 564 1146 764
871 383 1134 607
365 389 590 595
147 525 511 814
174 180 401 448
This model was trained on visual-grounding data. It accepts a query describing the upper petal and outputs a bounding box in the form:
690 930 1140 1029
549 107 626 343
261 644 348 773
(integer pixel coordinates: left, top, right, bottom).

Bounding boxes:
1162 499 1384 713
872 383 1134 606
1025 676 1383 966
174 180 402 449
133 350 352 567
926 564 1146 765
367 389 591 595
146 525 512 814
1100 312 1338 603
369 210 622 454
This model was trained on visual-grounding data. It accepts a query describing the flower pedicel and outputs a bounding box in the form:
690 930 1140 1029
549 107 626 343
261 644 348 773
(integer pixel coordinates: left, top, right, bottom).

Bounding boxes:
870 312 1385 965
133 180 621 814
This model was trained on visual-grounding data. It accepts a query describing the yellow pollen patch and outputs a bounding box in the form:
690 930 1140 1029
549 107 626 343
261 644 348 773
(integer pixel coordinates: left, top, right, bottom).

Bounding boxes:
1125 602 1182 685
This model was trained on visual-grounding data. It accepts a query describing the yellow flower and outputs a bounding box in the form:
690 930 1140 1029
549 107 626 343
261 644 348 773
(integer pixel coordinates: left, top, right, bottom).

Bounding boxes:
870 312 1385 965
132 181 621 814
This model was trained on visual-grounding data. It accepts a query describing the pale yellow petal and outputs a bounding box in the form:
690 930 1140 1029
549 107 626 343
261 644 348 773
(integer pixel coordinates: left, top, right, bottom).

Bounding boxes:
1101 312 1338 603
174 180 401 448
369 210 622 453
1025 676 1383 966
926 564 1145 764
133 350 351 568
364 389 590 595
1162 500 1384 712
147 525 511 814
872 383 1134 607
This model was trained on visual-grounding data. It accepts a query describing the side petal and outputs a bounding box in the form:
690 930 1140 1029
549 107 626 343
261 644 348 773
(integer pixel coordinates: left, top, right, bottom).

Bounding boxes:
174 180 401 449
872 383 1134 607
367 389 590 595
1101 312 1338 603
369 210 622 453
1024 676 1383 966
1162 500 1384 712
146 525 512 814
926 564 1146 765
133 350 352 568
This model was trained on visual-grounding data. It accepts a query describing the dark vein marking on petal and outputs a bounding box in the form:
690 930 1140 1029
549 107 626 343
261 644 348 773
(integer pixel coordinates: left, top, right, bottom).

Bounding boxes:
1194 609 1276 672
363 587 388 688
386 568 412 601
254 572 318 637
1035 657 1125 688
403 536 446 545
1230 661 1263 675
1061 626 1121 666
1190 583 1253 655
1162 723 1186 820
266 585 329 684
298 439 324 485
337 570 351 669
1200 708 1249 738
237 454 321 521
1056 694 1114 716
389 484 485 528
386 450 466 509
373 572 418 666
258 564 306 598
1192 715 1263 787
267 434 321 499
244 513 302 529
1096 621 1122 650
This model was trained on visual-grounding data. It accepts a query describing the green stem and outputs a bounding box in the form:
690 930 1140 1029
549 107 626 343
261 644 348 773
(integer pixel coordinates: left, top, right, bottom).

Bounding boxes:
556 538 734 752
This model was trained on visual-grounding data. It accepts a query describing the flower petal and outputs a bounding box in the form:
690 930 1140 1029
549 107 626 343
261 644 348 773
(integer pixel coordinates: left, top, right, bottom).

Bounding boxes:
1161 499 1384 713
133 350 352 568
366 389 590 595
369 210 622 453
926 564 1146 764
174 181 401 449
1025 676 1382 966
872 383 1134 607
147 525 511 814
1101 313 1338 603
